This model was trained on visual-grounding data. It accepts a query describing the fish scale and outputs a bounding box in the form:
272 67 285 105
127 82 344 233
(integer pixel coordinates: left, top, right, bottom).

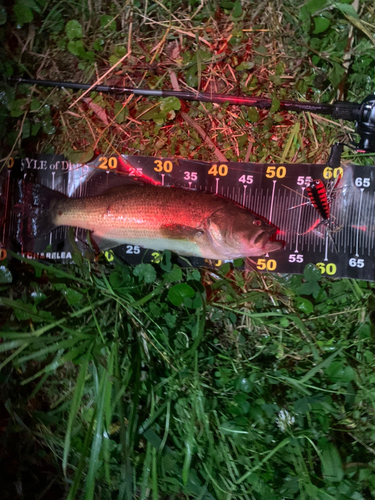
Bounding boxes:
56 185 226 233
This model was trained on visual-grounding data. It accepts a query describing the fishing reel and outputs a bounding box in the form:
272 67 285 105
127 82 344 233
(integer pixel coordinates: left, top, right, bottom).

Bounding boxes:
354 95 375 153
325 95 375 168
329 94 375 153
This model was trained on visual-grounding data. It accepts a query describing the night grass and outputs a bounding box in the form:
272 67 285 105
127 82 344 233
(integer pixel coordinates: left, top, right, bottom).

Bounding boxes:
1 255 375 499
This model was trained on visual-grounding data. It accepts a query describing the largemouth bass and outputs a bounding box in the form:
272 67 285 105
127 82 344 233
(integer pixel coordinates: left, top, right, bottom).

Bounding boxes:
17 182 283 260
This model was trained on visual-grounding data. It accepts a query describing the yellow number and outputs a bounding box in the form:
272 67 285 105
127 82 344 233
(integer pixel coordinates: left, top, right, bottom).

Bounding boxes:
316 262 325 273
218 164 228 176
316 262 337 275
0 248 7 260
151 252 162 264
208 164 228 177
208 165 217 176
323 167 343 179
334 167 343 178
104 250 114 262
7 157 14 169
98 157 108 169
108 157 117 169
266 166 275 178
204 258 222 266
256 258 266 270
326 263 336 275
154 160 163 172
164 160 173 173
265 166 286 178
98 157 118 170
276 166 286 178
154 160 173 173
257 258 277 271
267 259 277 271
323 167 332 179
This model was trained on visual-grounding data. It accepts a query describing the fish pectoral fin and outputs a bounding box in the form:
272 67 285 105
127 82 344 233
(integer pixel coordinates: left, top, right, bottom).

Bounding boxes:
160 224 204 240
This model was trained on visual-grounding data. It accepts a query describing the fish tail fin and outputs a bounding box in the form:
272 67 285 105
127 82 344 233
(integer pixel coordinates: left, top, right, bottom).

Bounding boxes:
13 181 67 242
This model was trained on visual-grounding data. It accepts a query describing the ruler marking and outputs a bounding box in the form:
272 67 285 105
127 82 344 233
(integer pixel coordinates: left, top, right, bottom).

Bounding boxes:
254 188 259 215
289 192 296 251
350 192 355 255
323 231 329 262
367 191 372 254
362 192 367 255
287 191 294 251
372 191 375 257
268 180 277 223
355 188 364 257
294 187 305 253
49 172 57 246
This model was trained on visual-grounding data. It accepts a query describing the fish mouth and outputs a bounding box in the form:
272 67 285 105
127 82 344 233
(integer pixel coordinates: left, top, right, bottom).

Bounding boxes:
254 229 275 248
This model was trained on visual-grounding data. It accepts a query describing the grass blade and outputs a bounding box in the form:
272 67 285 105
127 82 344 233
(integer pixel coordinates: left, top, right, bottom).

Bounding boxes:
63 347 91 474
236 438 291 485
9 251 88 284
85 363 110 500
299 347 344 384
66 406 96 500
152 446 159 500
140 441 152 500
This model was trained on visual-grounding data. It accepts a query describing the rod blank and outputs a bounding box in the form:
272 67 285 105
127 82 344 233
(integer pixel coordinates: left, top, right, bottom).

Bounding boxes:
12 77 361 121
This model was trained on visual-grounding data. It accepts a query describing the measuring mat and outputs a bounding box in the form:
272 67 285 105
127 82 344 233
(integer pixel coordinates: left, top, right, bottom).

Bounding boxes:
1 154 375 280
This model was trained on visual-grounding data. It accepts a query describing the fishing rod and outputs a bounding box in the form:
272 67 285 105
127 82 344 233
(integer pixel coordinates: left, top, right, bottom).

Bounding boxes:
11 77 375 154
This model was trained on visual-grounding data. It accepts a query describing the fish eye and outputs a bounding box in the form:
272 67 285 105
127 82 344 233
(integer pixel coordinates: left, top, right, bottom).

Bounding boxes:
253 219 262 226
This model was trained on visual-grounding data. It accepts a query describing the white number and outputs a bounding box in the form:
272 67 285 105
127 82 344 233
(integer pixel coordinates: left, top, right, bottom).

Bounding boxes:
129 167 143 176
355 177 370 188
126 245 141 254
297 176 313 186
184 171 198 181
289 254 304 263
239 174 254 184
349 258 364 268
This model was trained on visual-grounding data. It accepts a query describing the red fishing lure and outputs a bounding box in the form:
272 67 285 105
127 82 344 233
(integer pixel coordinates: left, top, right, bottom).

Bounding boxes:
288 175 341 218
288 175 342 245
306 179 330 220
